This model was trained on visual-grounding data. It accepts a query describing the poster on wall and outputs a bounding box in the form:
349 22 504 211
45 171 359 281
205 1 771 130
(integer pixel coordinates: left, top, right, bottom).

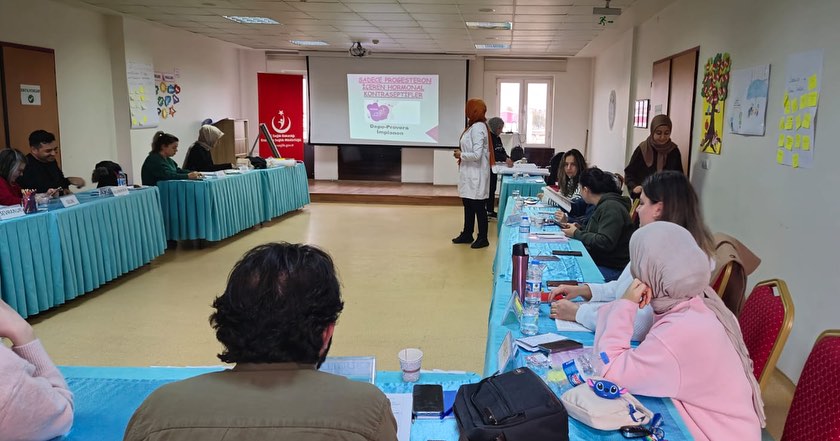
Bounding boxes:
726 64 770 136
776 49 823 169
126 61 159 129
257 73 304 160
700 53 731 155
155 72 182 120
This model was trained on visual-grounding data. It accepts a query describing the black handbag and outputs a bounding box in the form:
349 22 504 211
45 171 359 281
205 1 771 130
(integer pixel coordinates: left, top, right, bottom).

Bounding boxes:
248 156 267 169
454 367 569 441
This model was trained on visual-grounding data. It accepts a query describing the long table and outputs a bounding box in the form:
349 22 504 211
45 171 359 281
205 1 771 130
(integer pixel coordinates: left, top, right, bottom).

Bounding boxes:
0 188 166 318
486 198 695 441
496 177 546 231
157 164 310 242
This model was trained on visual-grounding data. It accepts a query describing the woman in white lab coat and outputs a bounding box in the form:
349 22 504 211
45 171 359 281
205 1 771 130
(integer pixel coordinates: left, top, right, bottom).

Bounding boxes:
452 98 492 249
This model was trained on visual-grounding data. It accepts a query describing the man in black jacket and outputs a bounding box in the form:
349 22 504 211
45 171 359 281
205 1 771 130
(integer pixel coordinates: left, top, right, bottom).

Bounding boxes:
486 117 513 218
17 130 86 194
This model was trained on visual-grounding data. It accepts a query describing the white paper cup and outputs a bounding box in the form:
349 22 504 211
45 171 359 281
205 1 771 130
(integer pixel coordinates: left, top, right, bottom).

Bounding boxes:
398 348 423 382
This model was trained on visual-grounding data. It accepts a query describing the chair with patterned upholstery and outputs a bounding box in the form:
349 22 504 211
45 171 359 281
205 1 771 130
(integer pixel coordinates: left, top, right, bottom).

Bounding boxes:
711 261 734 298
780 330 840 441
738 279 794 390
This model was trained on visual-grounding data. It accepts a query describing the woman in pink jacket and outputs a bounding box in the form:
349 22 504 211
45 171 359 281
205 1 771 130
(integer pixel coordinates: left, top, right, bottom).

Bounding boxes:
0 299 74 440
594 222 764 441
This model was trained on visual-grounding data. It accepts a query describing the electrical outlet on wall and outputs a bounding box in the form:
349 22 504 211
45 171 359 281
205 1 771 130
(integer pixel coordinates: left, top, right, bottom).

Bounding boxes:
701 158 711 170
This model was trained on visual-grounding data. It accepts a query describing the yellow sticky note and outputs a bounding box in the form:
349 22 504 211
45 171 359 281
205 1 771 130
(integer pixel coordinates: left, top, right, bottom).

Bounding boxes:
791 98 799 113
777 134 786 147
795 134 801 148
776 149 784 164
808 74 818 91
779 117 786 130
784 101 791 114
803 113 811 128
802 136 811 150
139 95 145 102
795 115 802 129
785 117 794 130
785 136 794 150
809 92 819 107
138 86 145 94
792 154 800 168
142 116 148 123
131 117 138 126
800 95 808 109
783 93 790 106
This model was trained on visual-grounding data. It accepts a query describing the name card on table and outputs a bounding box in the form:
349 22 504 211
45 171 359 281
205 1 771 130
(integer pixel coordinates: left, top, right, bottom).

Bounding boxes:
496 330 517 375
0 205 25 220
111 186 130 197
60 195 80 208
502 291 524 325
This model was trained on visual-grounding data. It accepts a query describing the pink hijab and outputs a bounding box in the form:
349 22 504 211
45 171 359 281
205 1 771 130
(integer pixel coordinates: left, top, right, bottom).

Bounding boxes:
630 222 766 426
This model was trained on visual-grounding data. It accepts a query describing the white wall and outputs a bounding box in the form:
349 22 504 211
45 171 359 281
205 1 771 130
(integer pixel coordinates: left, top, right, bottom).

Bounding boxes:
588 0 840 382
588 28 634 174
0 0 117 187
121 17 262 180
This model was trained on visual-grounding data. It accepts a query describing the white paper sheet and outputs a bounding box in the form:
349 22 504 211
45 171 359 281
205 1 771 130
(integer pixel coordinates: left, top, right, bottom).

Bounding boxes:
385 393 412 441
555 319 592 332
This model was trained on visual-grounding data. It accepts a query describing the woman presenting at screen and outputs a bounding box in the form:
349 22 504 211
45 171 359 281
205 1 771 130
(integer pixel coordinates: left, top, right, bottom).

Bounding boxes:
452 98 492 249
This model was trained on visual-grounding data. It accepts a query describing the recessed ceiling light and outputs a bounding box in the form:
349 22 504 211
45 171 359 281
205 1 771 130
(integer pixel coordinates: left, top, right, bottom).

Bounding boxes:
201 2 215 6
479 8 495 13
291 40 329 46
475 43 510 49
466 21 512 30
223 16 280 25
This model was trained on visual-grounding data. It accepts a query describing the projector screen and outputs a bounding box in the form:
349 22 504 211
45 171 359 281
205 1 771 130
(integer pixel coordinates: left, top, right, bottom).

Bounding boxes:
308 56 468 147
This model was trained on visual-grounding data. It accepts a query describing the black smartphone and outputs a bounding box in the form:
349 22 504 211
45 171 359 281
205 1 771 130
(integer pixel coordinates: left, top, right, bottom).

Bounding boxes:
547 280 580 287
552 250 583 257
412 384 444 419
620 425 653 438
538 340 583 354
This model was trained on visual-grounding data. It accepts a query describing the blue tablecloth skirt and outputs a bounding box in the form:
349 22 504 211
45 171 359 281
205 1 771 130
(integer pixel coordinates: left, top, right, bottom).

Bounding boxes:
259 164 310 221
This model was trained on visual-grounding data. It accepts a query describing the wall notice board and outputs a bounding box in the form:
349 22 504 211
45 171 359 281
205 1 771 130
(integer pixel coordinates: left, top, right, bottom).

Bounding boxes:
126 61 159 129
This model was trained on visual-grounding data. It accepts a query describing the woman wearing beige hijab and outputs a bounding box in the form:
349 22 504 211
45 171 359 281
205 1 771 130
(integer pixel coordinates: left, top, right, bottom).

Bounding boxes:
184 125 231 172
623 114 683 198
594 222 764 441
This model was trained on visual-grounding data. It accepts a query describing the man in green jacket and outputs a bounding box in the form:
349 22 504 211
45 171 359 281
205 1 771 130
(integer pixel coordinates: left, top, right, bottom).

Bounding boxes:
124 243 398 441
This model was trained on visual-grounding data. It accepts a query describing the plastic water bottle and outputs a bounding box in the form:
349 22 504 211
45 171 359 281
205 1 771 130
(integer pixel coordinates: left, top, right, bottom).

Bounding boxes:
117 171 127 187
561 350 610 387
524 261 543 308
519 215 530 235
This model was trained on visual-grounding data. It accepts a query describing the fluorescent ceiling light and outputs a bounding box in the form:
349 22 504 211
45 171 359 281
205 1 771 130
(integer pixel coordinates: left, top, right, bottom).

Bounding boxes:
466 21 512 30
291 40 329 46
223 16 280 24
475 43 510 49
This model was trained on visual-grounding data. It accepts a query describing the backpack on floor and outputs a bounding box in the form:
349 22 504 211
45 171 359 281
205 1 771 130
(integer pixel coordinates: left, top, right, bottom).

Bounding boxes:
454 367 569 441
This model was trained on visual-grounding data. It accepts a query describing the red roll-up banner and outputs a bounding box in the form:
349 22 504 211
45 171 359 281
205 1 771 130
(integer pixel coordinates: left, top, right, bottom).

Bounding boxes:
257 73 304 160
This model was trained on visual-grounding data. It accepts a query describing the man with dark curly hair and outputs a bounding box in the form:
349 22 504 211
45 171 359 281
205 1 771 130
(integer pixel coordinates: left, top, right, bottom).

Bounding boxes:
124 243 398 441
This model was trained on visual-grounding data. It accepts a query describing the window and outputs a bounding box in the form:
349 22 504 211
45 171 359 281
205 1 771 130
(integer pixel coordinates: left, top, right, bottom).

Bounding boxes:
496 78 552 147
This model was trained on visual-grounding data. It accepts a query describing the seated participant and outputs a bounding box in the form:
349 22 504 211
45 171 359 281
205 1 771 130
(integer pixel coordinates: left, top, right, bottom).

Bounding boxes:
183 125 231 172
553 149 593 225
0 298 74 439
0 148 26 205
140 132 201 186
561 167 635 282
550 170 714 341
124 243 398 441
594 222 764 440
16 130 86 194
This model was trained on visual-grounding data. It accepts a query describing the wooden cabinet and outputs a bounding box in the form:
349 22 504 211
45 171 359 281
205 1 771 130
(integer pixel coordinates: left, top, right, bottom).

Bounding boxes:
211 118 248 164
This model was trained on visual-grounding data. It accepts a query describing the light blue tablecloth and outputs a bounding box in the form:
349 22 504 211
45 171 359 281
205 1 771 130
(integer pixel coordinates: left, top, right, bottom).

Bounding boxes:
57 366 479 441
157 172 264 241
497 177 546 231
0 188 166 318
482 199 694 441
258 164 310 221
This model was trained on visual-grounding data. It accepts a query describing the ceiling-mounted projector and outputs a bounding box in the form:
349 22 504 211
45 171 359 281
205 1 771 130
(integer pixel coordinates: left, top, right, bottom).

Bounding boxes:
593 0 622 15
349 42 369 57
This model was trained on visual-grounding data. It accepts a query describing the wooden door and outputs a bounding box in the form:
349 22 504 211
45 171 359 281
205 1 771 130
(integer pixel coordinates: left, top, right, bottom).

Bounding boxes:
651 60 671 117
1 45 60 164
668 50 699 175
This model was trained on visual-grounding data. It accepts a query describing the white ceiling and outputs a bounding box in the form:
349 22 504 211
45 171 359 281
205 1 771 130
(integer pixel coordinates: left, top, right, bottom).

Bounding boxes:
68 0 638 56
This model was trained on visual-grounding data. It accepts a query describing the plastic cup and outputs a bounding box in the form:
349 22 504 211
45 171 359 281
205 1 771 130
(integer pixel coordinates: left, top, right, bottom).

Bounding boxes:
398 348 423 382
520 307 539 336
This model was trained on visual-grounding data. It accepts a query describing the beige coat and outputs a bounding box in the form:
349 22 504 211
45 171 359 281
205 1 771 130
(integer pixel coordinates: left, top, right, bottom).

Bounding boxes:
711 233 761 316
124 363 397 441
